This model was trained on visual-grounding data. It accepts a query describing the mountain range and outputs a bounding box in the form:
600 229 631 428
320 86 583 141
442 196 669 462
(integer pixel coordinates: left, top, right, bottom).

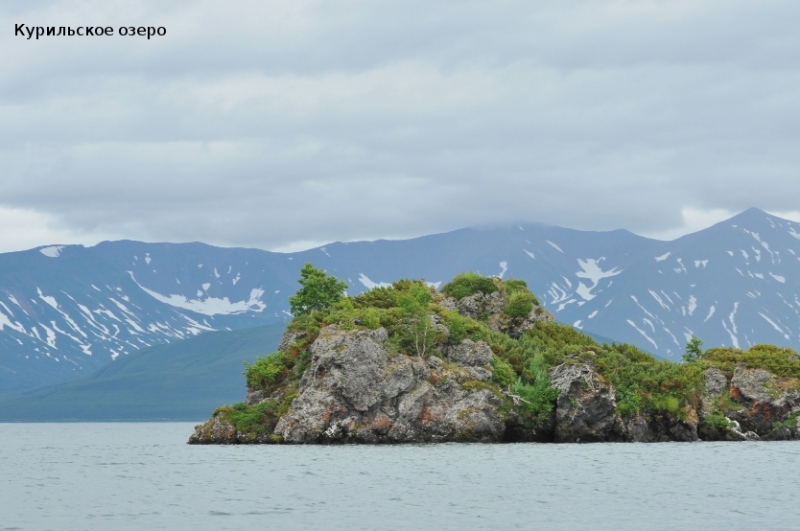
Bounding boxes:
1 207 799 394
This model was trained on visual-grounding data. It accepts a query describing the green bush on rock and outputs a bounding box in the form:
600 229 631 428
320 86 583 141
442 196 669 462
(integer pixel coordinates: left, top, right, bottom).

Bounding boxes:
503 290 536 318
441 272 499 300
244 352 287 389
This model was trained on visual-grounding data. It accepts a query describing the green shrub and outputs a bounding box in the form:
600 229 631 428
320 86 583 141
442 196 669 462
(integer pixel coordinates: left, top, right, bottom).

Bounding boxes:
439 309 491 344
509 356 559 419
353 286 399 309
504 279 540 305
244 352 287 389
615 383 642 417
441 273 499 300
704 344 800 378
703 414 733 431
504 290 536 318
445 311 468 343
492 357 516 387
504 278 528 292
223 400 279 435
362 308 381 330
773 414 798 430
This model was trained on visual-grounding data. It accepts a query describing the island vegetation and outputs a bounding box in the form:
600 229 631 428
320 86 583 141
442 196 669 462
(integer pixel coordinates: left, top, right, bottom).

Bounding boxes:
190 265 800 444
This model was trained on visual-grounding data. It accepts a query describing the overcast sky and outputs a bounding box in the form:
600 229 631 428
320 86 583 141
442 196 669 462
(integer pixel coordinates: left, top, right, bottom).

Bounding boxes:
1 0 799 253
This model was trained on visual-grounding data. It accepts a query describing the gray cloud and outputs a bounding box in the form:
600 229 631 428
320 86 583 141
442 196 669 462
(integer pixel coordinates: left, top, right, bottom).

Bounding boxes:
1 0 799 251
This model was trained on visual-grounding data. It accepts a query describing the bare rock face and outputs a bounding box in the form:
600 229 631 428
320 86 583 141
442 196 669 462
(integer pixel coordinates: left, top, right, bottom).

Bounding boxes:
272 326 504 443
551 364 624 442
627 411 699 443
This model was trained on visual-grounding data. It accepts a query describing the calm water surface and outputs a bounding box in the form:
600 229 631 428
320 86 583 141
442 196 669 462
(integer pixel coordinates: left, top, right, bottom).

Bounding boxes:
1 423 798 531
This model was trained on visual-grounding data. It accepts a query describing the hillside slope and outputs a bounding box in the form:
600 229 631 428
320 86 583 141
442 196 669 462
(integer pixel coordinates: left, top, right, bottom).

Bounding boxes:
0 323 284 421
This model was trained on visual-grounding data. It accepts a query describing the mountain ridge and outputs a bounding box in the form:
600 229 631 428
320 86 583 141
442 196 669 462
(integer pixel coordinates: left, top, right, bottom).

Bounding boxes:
2 208 799 392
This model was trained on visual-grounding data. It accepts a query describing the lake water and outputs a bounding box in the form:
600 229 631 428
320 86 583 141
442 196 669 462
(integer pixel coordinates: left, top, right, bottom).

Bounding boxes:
1 423 798 531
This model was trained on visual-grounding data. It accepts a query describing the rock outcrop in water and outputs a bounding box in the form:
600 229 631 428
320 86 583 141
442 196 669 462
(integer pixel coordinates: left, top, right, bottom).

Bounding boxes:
189 274 800 444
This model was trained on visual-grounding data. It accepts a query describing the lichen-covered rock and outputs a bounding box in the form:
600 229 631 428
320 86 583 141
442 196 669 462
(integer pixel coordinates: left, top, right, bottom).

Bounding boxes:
188 415 238 444
697 364 800 441
704 367 728 396
443 339 493 367
701 367 728 415
441 291 553 338
728 366 800 435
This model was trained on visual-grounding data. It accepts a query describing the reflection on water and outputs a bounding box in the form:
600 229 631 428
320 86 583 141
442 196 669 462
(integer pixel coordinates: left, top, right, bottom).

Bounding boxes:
1 423 799 531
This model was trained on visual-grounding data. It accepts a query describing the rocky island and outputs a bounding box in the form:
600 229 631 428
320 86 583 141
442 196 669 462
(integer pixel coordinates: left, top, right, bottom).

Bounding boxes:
189 267 800 444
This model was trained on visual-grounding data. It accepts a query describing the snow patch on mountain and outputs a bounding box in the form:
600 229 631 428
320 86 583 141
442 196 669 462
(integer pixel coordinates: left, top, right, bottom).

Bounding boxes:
546 240 563 253
39 246 64 258
358 274 391 289
759 312 789 340
627 319 658 350
128 272 266 316
574 259 621 301
687 295 697 316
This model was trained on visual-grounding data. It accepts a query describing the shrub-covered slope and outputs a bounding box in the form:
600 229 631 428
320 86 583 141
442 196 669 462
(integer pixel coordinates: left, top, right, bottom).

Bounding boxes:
189 274 800 444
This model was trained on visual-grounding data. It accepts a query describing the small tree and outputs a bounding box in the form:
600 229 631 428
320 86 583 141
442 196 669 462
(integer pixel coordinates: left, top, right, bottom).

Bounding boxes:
289 263 348 316
397 282 434 357
682 335 704 363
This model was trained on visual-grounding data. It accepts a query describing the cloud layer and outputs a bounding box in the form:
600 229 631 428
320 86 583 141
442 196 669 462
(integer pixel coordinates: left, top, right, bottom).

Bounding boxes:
2 0 799 251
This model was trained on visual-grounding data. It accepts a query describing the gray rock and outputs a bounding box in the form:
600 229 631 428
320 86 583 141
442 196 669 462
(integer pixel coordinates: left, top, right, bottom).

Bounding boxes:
245 389 269 406
444 339 493 367
731 367 775 403
464 367 493 381
554 370 623 443
725 366 800 435
278 330 307 352
274 326 504 444
704 367 728 396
